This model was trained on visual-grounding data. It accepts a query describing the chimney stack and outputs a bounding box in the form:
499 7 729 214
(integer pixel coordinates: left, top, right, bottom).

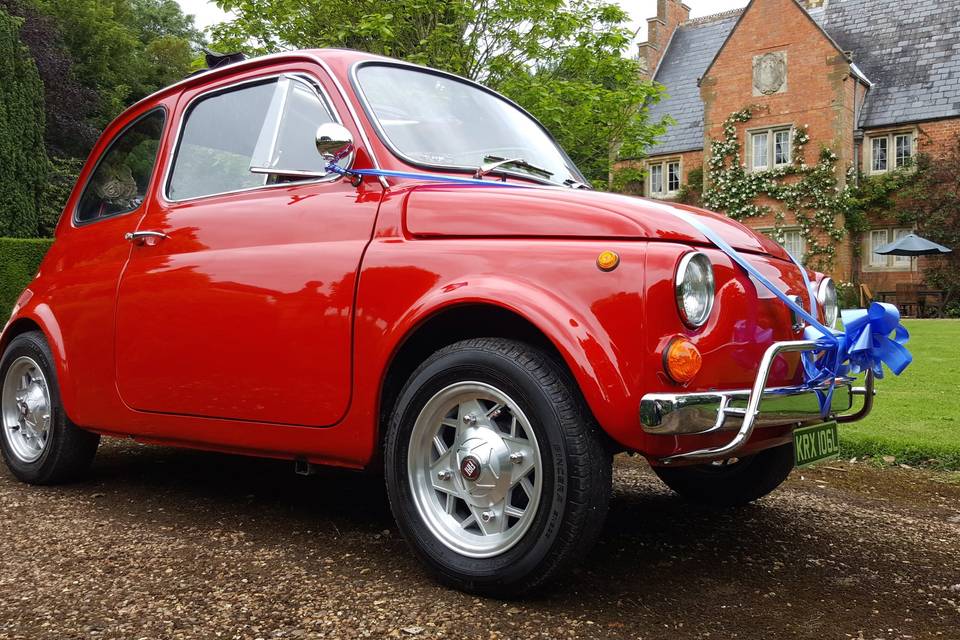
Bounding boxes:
637 0 691 79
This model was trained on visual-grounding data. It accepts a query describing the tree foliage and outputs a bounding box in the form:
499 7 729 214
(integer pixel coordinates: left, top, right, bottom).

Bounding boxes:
211 0 667 186
32 0 201 123
497 28 667 187
0 0 201 235
0 0 99 156
0 8 48 237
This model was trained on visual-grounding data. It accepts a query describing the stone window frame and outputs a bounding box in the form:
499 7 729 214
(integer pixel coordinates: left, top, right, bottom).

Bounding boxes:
645 156 682 199
744 124 793 172
863 227 914 272
864 127 917 175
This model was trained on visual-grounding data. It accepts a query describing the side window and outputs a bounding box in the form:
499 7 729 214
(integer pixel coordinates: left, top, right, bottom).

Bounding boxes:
76 109 166 223
167 76 335 201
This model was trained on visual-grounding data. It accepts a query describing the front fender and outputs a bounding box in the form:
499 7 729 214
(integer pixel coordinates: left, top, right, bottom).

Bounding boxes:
395 275 630 411
351 240 650 453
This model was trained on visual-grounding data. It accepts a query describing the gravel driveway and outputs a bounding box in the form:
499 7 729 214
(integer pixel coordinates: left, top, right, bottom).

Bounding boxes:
1 440 958 640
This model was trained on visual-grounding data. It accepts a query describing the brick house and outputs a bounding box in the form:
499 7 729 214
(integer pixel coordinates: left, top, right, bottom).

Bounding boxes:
631 0 960 293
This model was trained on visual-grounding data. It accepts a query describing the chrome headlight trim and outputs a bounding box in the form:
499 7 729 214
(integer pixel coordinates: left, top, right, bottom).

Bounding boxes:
675 251 716 329
817 277 839 328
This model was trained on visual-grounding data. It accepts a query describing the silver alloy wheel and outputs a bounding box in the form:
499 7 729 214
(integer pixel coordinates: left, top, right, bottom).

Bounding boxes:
407 381 543 558
1 356 52 463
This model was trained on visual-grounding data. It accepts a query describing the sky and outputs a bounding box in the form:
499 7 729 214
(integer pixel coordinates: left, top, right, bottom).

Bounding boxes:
174 0 750 36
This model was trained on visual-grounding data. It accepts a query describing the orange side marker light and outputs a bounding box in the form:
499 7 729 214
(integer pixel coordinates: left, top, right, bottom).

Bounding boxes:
597 250 620 271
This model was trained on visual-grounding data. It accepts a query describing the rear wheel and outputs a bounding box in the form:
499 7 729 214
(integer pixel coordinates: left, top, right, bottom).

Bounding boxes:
0 331 99 484
652 442 794 507
384 338 611 596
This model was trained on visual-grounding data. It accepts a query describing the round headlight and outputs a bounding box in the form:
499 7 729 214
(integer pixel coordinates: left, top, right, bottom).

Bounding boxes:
675 252 715 328
817 277 839 328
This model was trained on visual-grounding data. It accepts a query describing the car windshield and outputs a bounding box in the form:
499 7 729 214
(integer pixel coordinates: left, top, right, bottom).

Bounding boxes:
355 64 585 186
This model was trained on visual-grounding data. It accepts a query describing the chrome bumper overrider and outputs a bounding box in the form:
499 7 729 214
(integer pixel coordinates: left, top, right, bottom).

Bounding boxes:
639 340 875 463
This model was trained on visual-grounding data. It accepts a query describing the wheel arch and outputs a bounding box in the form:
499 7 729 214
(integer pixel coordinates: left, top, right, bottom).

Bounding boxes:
1 306 75 418
375 293 629 457
379 304 562 434
0 317 44 353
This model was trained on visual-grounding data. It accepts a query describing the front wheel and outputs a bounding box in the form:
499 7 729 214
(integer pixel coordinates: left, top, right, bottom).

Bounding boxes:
384 338 611 596
652 442 795 507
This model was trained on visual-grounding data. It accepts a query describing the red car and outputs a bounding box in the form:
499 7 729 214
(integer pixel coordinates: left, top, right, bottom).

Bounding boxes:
1 49 873 594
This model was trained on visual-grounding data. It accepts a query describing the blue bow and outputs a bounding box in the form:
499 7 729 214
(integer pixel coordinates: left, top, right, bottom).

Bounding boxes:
799 302 912 415
804 302 911 377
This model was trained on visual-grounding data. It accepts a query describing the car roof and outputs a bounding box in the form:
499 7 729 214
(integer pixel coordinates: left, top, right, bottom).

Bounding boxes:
119 49 388 120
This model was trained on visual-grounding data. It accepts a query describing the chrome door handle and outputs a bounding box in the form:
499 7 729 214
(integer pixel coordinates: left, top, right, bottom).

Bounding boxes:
124 230 168 245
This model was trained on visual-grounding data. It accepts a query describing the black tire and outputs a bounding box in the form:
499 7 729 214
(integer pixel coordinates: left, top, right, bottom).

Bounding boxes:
384 338 612 596
652 442 794 507
0 331 99 484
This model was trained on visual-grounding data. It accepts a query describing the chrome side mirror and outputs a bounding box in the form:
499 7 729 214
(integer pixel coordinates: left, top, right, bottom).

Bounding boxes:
316 123 355 173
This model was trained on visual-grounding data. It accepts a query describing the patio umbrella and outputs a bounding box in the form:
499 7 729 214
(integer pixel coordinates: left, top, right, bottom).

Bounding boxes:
874 232 952 294
874 233 952 256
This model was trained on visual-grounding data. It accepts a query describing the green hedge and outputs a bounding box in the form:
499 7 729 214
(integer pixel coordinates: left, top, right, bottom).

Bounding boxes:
0 237 53 315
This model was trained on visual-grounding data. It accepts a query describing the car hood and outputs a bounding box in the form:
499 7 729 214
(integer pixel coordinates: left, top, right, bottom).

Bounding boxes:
402 184 790 260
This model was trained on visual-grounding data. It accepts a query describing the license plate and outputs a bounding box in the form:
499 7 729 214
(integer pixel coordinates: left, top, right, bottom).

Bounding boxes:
793 421 840 467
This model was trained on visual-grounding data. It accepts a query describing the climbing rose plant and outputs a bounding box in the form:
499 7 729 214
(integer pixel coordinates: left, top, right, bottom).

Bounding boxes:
702 107 853 270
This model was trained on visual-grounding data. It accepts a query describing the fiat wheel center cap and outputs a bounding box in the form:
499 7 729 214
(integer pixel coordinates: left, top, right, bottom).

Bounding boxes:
460 455 482 481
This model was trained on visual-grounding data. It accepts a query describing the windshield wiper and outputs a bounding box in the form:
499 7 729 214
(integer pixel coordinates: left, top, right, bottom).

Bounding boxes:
475 155 554 181
563 178 590 189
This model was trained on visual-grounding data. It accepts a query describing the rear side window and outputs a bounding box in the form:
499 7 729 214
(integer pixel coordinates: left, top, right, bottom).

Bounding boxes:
76 109 166 223
166 76 336 201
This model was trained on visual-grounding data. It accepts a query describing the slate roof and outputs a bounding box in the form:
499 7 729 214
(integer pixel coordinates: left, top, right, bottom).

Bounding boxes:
644 11 740 155
646 0 960 155
811 0 960 128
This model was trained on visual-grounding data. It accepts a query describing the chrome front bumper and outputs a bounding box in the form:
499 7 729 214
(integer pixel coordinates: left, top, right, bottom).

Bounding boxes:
639 340 875 463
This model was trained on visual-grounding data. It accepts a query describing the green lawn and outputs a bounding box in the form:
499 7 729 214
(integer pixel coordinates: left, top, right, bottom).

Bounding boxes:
839 319 960 469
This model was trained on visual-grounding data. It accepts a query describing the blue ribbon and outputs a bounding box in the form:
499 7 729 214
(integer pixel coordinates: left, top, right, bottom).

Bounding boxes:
332 162 912 413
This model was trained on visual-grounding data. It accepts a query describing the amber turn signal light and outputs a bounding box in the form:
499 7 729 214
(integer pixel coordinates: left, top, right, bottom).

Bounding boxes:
663 337 702 384
596 250 620 271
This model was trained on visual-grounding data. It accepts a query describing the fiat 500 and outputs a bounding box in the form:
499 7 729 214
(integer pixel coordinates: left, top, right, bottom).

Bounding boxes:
1 49 875 595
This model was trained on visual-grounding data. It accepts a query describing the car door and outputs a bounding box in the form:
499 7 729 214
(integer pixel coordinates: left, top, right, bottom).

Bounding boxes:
42 103 172 429
114 67 382 427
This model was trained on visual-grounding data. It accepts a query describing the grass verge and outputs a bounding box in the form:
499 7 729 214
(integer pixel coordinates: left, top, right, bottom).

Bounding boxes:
839 319 960 470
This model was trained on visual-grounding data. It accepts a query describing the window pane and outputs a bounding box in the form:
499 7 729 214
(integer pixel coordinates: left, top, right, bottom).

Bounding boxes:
871 137 887 172
667 162 680 191
774 130 791 165
782 229 805 262
168 81 278 201
752 132 768 170
892 228 912 267
76 110 165 222
649 164 663 193
250 77 334 175
869 229 889 267
895 134 912 168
